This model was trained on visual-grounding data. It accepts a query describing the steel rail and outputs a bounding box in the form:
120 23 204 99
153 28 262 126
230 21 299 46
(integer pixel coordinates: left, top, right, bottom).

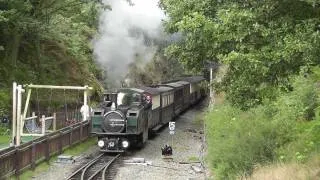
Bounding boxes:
80 153 117 180
102 154 121 180
88 154 121 180
66 153 104 180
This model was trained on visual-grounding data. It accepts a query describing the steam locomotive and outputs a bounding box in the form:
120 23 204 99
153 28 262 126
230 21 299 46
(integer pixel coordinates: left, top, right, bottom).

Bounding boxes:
91 76 206 152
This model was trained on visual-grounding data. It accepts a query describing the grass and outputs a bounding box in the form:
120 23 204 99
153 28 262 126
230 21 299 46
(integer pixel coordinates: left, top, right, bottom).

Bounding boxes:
0 135 10 149
11 137 96 180
244 155 320 180
188 156 199 162
12 161 52 180
63 137 96 156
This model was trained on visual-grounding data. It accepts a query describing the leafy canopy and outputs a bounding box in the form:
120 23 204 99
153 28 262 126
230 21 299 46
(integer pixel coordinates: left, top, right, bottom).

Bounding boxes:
160 0 320 109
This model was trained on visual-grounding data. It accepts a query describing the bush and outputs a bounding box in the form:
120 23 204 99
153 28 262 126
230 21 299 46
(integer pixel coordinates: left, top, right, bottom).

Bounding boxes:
206 104 288 179
206 73 320 179
0 89 10 117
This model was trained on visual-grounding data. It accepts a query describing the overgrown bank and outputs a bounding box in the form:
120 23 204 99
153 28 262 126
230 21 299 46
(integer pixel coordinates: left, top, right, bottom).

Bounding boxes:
205 68 320 179
0 1 104 119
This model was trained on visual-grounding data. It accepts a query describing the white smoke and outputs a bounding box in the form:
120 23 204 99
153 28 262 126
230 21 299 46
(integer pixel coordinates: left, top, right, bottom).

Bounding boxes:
93 0 165 88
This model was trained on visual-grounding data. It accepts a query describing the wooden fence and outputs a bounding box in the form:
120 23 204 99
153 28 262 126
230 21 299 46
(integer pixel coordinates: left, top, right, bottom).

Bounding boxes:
0 120 90 179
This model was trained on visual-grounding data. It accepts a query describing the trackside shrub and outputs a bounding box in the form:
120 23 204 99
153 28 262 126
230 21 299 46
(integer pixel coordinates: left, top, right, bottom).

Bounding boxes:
206 74 320 179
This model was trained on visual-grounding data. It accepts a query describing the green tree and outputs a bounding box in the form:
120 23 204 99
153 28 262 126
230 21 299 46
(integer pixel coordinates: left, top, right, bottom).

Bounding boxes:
0 0 104 115
160 0 320 109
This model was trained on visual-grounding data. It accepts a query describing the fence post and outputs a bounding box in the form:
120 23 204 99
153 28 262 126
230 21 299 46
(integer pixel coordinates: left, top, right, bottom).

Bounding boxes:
31 141 36 170
41 115 45 135
58 131 62 154
69 126 73 146
12 82 17 147
53 113 56 131
79 122 83 142
15 148 20 177
45 137 50 162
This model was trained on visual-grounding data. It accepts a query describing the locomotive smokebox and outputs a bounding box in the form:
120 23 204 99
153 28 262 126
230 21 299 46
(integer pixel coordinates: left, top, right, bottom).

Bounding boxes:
103 111 125 133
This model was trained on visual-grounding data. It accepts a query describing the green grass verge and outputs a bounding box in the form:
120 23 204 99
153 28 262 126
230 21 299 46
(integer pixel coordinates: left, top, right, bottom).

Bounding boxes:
188 156 199 162
0 135 10 149
12 137 96 180
63 137 96 156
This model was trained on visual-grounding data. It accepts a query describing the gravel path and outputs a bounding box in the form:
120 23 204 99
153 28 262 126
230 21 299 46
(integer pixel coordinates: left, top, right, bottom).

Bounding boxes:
30 100 209 180
30 146 100 180
115 100 209 180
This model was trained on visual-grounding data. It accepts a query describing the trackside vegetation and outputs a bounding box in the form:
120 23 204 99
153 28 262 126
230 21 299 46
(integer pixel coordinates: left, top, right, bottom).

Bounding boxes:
160 0 320 179
205 68 320 179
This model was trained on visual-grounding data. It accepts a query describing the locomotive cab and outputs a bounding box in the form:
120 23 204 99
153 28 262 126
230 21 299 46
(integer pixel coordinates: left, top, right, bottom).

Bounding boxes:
91 89 151 152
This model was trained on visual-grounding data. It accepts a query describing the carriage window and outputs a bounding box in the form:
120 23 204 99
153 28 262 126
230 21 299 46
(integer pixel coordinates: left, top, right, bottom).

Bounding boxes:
162 95 169 107
152 95 160 109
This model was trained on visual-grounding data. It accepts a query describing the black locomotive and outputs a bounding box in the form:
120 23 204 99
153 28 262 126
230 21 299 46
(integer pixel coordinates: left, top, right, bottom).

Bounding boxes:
91 76 206 152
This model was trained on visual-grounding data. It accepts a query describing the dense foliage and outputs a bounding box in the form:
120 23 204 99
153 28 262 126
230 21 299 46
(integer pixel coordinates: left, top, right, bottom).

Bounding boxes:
160 0 320 178
206 69 320 179
0 0 104 116
160 0 320 109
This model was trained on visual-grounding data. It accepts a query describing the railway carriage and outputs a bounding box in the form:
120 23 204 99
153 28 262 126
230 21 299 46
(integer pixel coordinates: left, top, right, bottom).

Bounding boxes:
139 86 162 132
157 86 175 125
160 82 184 117
175 81 191 112
91 76 206 152
182 76 205 105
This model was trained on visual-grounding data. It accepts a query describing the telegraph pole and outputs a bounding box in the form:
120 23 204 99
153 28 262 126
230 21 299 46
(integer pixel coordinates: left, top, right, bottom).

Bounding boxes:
206 61 217 107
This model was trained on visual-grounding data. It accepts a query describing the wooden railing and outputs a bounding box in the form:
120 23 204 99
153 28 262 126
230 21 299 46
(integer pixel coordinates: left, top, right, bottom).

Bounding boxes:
0 120 90 179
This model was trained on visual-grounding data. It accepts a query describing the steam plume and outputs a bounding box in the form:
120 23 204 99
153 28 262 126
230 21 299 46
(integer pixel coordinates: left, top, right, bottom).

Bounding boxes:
93 0 165 88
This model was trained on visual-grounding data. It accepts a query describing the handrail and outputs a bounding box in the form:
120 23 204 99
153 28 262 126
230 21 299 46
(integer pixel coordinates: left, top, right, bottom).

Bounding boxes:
24 116 38 121
43 116 54 121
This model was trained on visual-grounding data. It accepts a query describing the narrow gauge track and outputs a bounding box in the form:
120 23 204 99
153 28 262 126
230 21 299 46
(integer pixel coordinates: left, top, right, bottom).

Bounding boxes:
66 153 121 180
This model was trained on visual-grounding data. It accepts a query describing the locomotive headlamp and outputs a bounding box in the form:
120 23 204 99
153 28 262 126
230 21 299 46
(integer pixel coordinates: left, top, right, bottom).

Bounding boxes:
98 140 105 148
122 140 129 148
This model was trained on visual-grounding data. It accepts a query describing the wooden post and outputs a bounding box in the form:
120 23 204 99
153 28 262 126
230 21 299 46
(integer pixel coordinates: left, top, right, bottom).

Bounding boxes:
80 122 83 142
69 126 73 145
53 113 56 131
44 138 50 162
83 86 88 121
58 132 62 154
15 148 20 177
41 115 45 135
31 142 36 169
16 85 22 146
12 82 17 146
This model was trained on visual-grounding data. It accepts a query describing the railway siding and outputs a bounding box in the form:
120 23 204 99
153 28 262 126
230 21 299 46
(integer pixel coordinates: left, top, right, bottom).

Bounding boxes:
0 120 90 179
